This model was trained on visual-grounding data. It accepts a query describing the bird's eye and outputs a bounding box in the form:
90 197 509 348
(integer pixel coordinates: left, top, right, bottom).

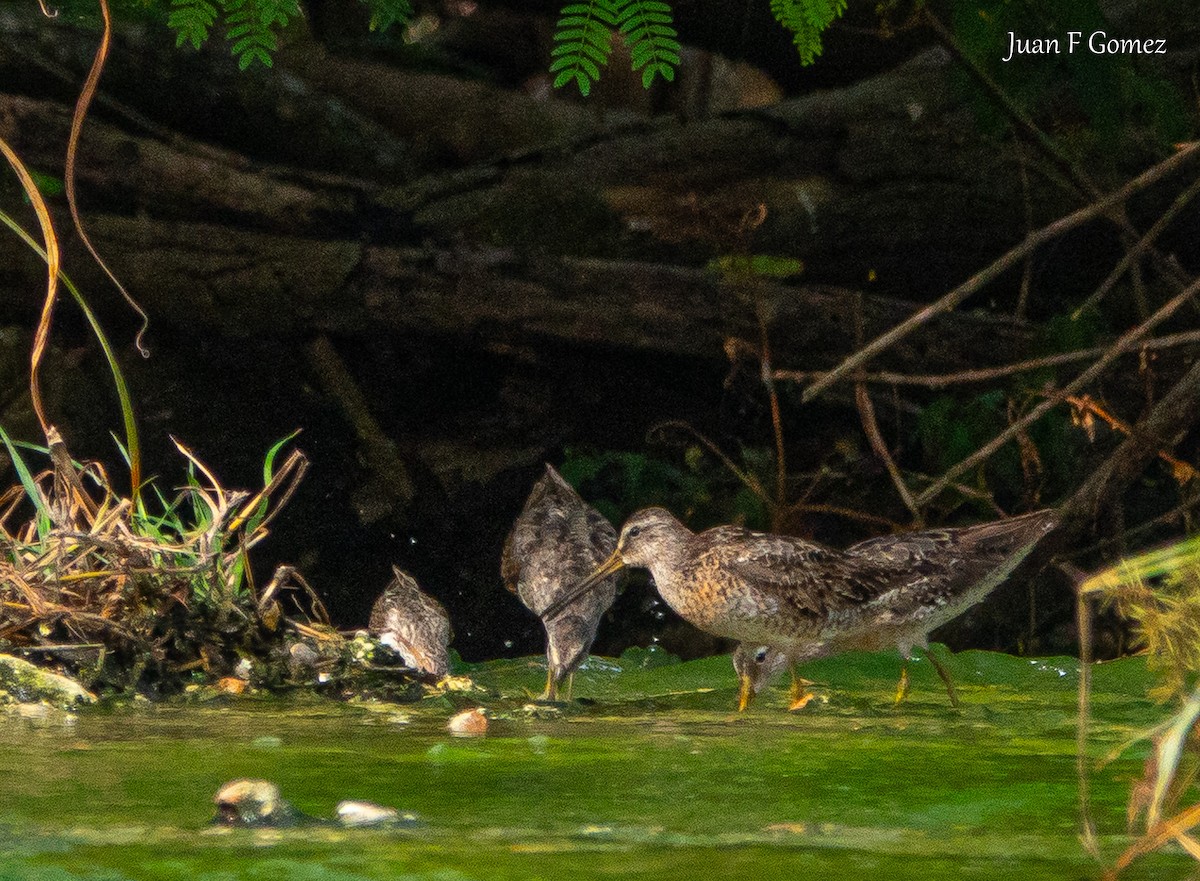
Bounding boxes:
754 647 769 663
627 525 643 538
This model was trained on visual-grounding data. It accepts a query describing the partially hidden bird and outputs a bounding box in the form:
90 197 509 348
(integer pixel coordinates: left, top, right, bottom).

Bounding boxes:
545 507 1057 710
502 463 620 701
368 566 452 680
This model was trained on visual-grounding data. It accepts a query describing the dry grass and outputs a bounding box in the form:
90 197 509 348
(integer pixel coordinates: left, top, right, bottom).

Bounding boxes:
0 428 320 691
1078 535 1200 877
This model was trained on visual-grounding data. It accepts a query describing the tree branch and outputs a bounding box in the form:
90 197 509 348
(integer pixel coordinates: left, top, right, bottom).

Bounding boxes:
801 144 1200 403
916 274 1200 506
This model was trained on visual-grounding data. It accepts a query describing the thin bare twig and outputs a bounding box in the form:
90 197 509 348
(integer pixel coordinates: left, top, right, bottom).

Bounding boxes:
66 0 151 358
305 335 414 511
924 4 1194 303
1060 499 1200 562
1014 136 1034 320
776 328 1200 390
1067 395 1198 483
648 420 770 506
755 303 788 524
1073 174 1200 319
856 383 923 526
916 274 1200 506
779 502 902 531
801 144 1200 404
648 420 905 531
850 293 922 525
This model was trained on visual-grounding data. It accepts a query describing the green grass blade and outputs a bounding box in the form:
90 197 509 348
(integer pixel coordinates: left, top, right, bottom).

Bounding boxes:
263 430 301 485
0 210 142 504
0 424 51 531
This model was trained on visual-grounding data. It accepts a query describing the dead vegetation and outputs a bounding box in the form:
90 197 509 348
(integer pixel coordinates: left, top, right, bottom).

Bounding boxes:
1076 537 1200 877
0 426 320 691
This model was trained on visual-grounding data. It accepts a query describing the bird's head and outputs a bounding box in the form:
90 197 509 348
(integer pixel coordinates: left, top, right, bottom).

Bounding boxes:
732 644 787 711
611 507 688 568
540 507 689 620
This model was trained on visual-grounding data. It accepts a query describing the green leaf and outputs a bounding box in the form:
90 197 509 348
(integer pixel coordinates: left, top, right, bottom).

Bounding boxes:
262 430 301 485
707 254 805 280
770 0 846 66
26 171 65 200
0 425 51 533
550 0 615 95
615 0 679 82
168 0 219 50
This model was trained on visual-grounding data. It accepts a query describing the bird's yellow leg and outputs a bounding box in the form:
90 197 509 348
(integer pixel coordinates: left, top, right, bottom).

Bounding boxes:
539 667 558 702
564 672 575 702
788 665 815 712
923 647 960 708
894 660 911 705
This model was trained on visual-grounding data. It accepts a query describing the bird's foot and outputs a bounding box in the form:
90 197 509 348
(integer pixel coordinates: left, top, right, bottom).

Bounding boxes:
519 686 562 705
788 677 816 712
788 691 816 712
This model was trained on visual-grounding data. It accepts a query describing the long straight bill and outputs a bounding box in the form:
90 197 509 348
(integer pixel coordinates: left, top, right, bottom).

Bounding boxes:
543 551 625 620
737 675 755 712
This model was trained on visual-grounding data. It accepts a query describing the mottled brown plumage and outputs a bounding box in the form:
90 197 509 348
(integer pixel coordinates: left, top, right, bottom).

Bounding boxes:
502 464 619 700
368 566 452 679
551 507 1057 708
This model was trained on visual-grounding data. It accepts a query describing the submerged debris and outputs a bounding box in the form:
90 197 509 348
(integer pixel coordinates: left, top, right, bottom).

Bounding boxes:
336 800 417 828
213 779 412 828
214 779 304 827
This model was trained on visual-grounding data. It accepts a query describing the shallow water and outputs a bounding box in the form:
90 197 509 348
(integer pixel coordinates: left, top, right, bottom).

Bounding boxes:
0 649 1187 880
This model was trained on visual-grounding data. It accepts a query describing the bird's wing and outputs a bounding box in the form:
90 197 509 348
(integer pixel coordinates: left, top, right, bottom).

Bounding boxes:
430 599 454 645
583 506 618 566
847 531 957 571
706 527 899 618
500 528 521 595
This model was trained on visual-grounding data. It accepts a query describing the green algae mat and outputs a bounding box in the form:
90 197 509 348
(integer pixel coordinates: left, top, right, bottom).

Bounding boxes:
0 649 1189 880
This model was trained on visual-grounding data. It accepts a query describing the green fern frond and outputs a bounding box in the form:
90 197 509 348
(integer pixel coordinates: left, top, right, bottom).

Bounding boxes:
360 0 414 33
222 0 300 70
614 0 680 88
550 0 619 97
770 0 846 66
168 0 219 50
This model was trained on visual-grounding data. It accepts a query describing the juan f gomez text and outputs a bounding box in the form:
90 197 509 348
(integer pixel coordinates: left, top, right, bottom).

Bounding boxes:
1003 31 1166 62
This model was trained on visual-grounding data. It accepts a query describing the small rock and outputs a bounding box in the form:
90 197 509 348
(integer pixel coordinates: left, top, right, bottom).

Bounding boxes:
286 643 321 676
233 658 254 679
0 654 95 708
447 707 488 736
213 779 301 827
335 800 401 827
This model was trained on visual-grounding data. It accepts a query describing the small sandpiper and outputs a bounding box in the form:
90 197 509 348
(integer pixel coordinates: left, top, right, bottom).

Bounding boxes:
502 463 620 701
368 566 452 680
547 507 1057 709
